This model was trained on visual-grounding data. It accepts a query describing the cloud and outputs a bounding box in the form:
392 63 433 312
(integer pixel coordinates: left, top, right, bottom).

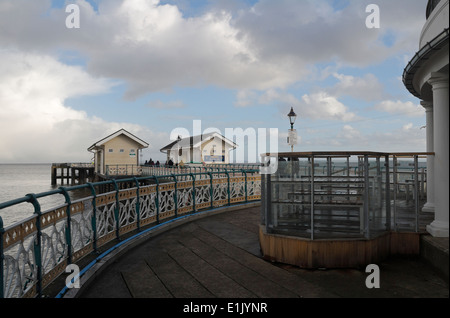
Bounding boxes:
374 100 424 117
303 123 425 152
0 49 164 163
329 73 387 101
0 0 426 99
146 100 186 109
236 88 359 122
0 0 428 161
299 92 358 122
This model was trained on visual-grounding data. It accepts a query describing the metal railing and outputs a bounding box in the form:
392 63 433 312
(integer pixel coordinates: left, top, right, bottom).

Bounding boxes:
105 164 143 176
105 164 261 178
141 164 260 180
261 152 432 240
0 170 260 298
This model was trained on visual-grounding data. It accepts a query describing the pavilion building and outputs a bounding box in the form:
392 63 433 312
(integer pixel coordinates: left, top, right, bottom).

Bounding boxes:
403 0 449 237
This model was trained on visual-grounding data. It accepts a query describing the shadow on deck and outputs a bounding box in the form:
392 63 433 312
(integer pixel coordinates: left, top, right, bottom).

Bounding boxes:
55 204 448 300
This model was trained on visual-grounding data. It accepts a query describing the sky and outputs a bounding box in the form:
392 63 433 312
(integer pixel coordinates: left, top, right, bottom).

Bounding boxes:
0 0 429 163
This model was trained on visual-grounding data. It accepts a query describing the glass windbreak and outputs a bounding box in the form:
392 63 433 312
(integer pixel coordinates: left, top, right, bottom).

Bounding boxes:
264 155 391 239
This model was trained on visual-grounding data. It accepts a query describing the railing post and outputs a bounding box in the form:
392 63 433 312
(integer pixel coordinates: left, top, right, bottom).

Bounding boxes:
242 170 248 203
26 193 43 298
59 187 73 264
171 175 178 218
208 172 214 209
385 155 391 231
225 170 231 206
414 155 419 232
111 180 120 240
310 155 315 240
133 177 141 232
363 155 370 239
148 176 160 223
393 155 398 231
87 183 98 253
190 173 196 213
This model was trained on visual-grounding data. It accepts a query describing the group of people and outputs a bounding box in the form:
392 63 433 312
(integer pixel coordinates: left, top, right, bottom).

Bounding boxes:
144 158 182 167
144 159 161 166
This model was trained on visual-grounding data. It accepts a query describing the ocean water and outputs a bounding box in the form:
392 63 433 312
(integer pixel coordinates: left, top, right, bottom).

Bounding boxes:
0 160 425 228
0 164 87 228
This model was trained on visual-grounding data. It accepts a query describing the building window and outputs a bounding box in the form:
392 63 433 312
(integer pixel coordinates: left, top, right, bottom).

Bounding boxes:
109 149 113 153
120 149 124 153
130 149 135 153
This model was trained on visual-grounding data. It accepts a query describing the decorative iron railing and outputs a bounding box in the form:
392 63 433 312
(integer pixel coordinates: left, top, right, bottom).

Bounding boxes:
105 164 261 178
0 170 260 298
260 152 432 240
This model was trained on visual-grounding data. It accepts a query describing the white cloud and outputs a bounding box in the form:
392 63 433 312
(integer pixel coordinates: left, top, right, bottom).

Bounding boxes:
330 73 386 101
374 100 424 117
0 50 163 163
0 0 426 99
236 88 359 122
299 92 358 122
303 123 425 152
0 0 428 162
146 100 186 109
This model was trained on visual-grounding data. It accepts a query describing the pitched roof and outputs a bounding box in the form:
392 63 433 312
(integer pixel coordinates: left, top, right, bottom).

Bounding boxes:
160 132 237 153
88 129 149 151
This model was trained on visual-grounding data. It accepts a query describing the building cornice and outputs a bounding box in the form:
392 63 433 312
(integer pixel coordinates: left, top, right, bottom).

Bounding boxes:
403 28 449 98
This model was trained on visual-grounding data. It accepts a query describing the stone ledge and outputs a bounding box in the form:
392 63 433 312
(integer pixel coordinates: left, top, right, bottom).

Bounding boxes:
420 234 449 282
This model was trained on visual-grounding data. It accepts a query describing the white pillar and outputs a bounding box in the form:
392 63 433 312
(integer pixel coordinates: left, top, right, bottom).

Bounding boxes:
427 73 449 237
421 100 435 212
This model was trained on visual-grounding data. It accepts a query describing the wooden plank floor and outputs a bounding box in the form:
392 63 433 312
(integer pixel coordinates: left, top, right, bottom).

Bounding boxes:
78 206 330 298
78 206 448 299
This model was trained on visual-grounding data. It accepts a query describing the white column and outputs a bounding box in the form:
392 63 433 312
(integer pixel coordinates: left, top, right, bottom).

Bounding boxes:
427 73 449 237
100 150 104 175
421 101 434 212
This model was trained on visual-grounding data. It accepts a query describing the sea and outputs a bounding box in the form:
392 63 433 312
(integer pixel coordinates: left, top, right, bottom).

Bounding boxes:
0 164 89 228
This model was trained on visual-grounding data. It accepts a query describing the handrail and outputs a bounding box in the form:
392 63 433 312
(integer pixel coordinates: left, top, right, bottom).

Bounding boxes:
0 169 260 298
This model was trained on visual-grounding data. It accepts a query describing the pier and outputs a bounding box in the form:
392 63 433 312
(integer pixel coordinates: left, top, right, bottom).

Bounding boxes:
0 154 448 299
51 163 95 186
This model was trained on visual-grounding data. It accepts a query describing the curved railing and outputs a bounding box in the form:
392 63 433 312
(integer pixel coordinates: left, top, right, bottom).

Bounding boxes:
0 170 261 298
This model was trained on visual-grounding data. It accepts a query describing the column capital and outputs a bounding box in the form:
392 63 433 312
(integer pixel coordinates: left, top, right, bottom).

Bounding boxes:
428 72 449 89
420 100 433 110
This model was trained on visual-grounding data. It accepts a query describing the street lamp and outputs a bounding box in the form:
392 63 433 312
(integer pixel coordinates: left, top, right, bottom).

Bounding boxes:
287 107 297 129
176 135 182 164
287 107 298 152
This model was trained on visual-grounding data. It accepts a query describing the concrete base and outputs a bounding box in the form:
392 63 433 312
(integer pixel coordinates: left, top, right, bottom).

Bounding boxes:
422 202 435 213
427 220 449 237
420 234 449 282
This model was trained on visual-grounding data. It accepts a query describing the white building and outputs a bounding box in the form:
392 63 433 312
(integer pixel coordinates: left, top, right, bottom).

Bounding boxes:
88 129 149 175
160 132 237 164
403 0 449 237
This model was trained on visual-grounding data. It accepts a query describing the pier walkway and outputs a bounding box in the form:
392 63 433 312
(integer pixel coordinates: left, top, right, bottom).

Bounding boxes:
70 205 448 299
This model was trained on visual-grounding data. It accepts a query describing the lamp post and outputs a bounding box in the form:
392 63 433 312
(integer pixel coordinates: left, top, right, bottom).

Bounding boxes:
287 107 298 152
176 135 182 164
